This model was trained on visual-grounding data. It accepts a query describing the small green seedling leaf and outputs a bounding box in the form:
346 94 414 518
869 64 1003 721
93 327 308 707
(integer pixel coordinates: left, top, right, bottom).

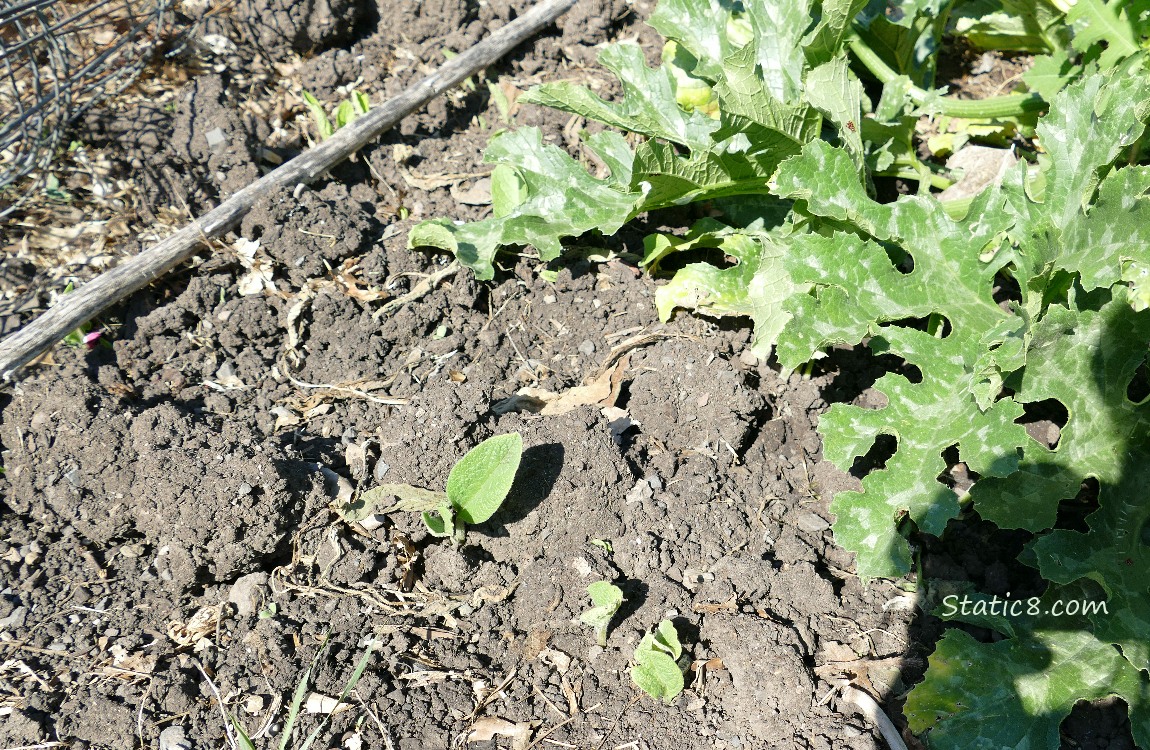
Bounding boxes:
278 633 331 750
297 641 378 750
589 538 613 554
421 501 456 538
631 619 684 703
579 581 624 646
302 91 334 140
351 433 522 547
229 715 257 750
334 99 356 129
351 89 370 115
487 79 513 123
653 619 682 658
446 432 523 525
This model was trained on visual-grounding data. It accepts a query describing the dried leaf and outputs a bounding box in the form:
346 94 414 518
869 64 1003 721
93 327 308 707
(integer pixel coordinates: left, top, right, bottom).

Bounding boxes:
99 649 158 681
538 648 572 674
494 356 628 415
337 483 448 523
167 605 222 648
270 406 301 430
467 716 534 749
305 692 351 715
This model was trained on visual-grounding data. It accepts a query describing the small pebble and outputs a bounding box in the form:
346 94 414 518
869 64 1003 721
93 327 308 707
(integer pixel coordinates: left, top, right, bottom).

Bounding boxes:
578 339 595 355
796 512 831 534
228 572 268 617
204 127 227 149
159 725 193 750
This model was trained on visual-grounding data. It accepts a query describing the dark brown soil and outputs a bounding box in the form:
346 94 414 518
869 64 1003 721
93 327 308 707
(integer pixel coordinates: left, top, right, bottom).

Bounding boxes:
0 2 1133 749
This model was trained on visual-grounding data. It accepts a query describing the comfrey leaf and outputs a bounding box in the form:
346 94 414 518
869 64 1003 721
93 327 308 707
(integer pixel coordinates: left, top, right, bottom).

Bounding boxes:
579 581 624 647
341 483 446 522
631 620 684 703
803 55 865 172
741 0 812 102
422 502 456 538
446 432 523 525
803 0 871 66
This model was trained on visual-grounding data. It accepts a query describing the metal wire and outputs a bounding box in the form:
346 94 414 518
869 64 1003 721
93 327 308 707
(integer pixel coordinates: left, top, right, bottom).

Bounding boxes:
0 0 174 206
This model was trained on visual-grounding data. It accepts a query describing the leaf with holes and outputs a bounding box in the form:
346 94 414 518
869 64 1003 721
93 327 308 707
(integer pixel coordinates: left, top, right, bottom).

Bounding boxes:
408 128 640 280
772 139 1029 579
906 611 1150 747
772 69 1150 744
972 298 1150 670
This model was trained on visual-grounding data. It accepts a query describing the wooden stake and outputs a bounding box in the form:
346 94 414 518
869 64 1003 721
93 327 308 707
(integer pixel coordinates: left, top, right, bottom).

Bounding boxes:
0 0 578 379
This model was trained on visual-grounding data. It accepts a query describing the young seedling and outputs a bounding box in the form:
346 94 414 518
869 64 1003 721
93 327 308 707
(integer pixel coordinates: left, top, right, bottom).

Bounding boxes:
302 89 371 141
344 432 523 546
631 619 684 704
579 581 623 647
423 432 522 544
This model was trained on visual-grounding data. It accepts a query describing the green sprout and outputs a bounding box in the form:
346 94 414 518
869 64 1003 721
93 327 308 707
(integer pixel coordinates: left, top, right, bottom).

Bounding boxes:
302 89 371 141
423 432 522 544
342 432 523 546
631 620 685 704
579 581 624 647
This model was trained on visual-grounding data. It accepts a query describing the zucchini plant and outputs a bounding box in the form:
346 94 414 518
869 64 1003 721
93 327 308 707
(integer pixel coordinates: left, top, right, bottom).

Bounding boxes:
411 0 1150 744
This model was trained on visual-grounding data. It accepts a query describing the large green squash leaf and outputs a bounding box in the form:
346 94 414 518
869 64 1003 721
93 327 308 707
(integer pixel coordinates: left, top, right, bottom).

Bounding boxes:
408 128 640 280
409 0 829 280
907 620 1150 747
772 140 1027 579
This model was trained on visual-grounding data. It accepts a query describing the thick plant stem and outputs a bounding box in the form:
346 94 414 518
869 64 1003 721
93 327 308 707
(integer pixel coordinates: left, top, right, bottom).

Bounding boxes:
878 168 953 190
847 34 1047 119
940 195 974 220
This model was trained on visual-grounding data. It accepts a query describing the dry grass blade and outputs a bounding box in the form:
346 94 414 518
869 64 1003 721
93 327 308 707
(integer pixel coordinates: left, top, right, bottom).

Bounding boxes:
372 261 459 319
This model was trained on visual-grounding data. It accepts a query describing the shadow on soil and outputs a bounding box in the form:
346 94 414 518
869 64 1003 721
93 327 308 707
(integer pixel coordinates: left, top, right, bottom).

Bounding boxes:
484 442 565 533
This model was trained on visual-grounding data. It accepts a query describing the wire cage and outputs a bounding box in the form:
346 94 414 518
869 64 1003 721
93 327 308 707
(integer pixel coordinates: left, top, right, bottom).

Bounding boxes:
0 0 174 209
